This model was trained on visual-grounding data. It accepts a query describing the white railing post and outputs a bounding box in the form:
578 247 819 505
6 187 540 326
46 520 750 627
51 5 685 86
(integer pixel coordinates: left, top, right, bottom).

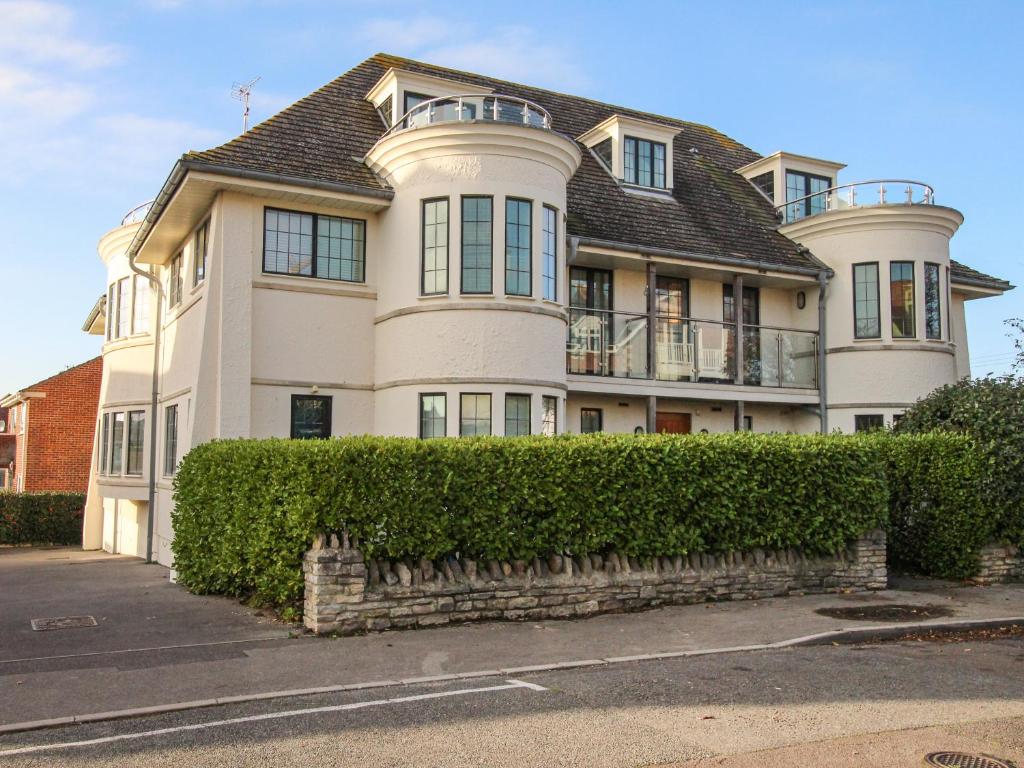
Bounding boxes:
879 182 886 205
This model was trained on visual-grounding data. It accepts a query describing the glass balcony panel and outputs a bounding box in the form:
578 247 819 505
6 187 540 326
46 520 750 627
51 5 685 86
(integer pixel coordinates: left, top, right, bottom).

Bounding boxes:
567 308 647 378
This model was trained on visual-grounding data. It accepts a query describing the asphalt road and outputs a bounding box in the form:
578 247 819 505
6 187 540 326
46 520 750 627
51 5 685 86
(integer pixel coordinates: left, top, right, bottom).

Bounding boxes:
2 632 1022 767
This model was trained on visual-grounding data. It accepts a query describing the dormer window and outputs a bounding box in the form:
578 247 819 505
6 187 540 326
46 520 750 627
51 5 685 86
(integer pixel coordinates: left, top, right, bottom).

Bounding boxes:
624 137 666 189
593 138 612 171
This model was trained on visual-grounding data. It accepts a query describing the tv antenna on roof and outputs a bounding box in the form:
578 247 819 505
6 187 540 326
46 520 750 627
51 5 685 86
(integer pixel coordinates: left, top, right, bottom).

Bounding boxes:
231 76 261 133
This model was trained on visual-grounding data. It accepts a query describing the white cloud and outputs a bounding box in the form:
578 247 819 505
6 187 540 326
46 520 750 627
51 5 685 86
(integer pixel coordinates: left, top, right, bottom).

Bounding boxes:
357 16 591 93
0 1 124 69
0 64 94 122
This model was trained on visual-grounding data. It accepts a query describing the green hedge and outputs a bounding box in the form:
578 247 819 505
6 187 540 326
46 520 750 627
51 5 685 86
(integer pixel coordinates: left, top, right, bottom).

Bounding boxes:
173 433 892 607
0 492 85 545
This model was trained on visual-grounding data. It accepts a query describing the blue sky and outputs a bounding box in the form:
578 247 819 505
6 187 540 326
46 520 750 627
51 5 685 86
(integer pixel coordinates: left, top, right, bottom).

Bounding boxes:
1 0 1021 393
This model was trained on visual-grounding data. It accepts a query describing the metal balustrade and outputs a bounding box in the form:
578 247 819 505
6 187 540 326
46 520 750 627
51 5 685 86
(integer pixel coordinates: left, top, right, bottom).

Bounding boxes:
121 200 154 226
776 180 935 224
380 94 552 140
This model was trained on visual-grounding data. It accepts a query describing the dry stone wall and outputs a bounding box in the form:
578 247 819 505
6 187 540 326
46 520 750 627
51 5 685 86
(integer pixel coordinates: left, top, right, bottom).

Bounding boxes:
974 543 1024 584
303 530 888 635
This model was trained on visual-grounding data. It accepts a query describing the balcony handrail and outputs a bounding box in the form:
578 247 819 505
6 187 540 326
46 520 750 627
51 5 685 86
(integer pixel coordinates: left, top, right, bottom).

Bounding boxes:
572 306 818 336
121 200 154 227
380 93 553 141
775 179 934 218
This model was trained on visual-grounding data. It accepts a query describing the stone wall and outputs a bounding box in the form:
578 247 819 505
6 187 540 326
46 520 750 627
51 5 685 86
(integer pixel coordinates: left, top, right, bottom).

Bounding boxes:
974 542 1023 585
303 530 888 635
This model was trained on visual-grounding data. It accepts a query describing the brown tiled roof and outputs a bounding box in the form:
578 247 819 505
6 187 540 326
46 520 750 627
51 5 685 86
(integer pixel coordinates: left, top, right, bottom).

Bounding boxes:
186 53 1008 285
949 260 1013 290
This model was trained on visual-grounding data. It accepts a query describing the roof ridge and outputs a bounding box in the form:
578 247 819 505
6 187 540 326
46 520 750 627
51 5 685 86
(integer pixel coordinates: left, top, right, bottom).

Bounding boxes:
14 356 101 393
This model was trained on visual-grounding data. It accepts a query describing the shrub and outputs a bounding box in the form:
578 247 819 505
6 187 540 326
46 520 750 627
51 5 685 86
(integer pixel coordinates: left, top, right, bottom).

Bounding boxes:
173 433 890 608
895 375 1024 547
0 492 85 545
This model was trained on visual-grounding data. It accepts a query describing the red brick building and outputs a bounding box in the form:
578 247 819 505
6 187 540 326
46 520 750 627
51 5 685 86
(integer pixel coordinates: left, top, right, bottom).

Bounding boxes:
1 358 103 493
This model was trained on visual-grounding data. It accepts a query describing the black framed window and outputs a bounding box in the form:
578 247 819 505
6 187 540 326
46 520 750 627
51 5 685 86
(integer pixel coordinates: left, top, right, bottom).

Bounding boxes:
421 198 449 295
890 261 916 338
542 205 557 301
163 404 178 476
854 414 885 432
743 415 753 431
505 198 532 296
853 263 881 339
106 284 114 341
723 284 759 325
569 267 612 310
581 408 603 434
193 219 209 286
133 274 149 333
290 395 332 439
624 136 666 188
461 196 492 294
656 275 689 317
750 171 774 201
419 394 446 439
116 277 130 339
169 252 183 307
459 393 491 436
784 170 831 222
541 395 557 436
593 138 613 171
263 208 365 283
505 394 531 436
99 413 110 475
925 262 942 340
403 91 431 114
126 410 145 476
109 412 125 475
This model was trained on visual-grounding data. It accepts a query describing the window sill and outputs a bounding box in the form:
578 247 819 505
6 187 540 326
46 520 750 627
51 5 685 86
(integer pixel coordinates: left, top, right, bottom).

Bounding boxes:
504 294 535 301
418 293 451 301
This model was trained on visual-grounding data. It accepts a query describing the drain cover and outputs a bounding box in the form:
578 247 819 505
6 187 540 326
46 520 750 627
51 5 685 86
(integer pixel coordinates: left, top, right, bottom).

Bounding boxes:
30 616 98 631
925 752 1016 768
815 604 955 622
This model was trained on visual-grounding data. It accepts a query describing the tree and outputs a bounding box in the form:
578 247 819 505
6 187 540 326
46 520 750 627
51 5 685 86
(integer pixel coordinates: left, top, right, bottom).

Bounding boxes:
1007 318 1024 373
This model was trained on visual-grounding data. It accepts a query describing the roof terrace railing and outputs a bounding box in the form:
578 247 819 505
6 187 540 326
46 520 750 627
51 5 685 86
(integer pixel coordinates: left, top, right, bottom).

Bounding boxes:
121 200 155 227
380 94 552 141
775 180 935 224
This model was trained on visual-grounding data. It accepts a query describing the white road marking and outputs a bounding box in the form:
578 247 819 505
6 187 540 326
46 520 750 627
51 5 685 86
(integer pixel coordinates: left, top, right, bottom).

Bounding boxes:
0 679 546 757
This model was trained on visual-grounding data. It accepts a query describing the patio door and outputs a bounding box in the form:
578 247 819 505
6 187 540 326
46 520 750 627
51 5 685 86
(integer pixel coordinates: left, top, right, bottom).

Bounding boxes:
568 267 612 375
655 412 692 434
724 284 761 385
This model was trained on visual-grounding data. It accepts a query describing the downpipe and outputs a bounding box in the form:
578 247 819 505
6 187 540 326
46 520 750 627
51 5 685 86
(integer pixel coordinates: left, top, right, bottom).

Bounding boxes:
817 270 828 434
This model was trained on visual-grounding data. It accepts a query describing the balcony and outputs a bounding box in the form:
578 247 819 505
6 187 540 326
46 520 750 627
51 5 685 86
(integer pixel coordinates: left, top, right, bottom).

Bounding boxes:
382 94 552 139
777 180 934 225
567 308 818 389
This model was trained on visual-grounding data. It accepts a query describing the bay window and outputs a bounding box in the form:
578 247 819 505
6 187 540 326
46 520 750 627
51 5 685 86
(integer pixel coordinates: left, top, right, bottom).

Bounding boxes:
421 198 449 295
890 261 916 338
853 263 881 339
459 393 491 436
505 198 531 296
461 196 492 293
925 263 942 340
419 394 446 439
504 394 530 436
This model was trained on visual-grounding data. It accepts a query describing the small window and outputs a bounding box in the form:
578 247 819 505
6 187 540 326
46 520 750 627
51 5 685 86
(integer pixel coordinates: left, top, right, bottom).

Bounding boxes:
378 94 394 128
169 252 183 307
925 262 942 340
592 138 613 171
99 413 110 475
541 395 557 436
421 199 449 295
461 196 492 294
784 170 831 222
854 414 885 432
581 408 602 433
459 393 491 436
742 415 753 432
853 263 881 339
624 136 666 189
505 394 531 436
403 91 431 114
163 404 178 476
263 208 365 283
193 219 209 286
106 284 115 341
126 410 145 476
133 274 150 333
890 261 916 338
116 277 130 339
419 394 446 439
542 205 557 301
750 171 774 202
290 395 332 439
109 412 125 475
505 198 532 296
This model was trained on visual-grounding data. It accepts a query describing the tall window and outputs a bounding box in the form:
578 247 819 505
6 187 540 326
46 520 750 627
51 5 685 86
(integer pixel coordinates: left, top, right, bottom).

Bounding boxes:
855 414 885 432
106 284 114 340
163 404 178 476
541 395 557 436
419 394 446 439
290 395 332 439
169 252 183 307
624 137 666 188
110 412 125 475
263 208 365 283
126 411 145 476
421 199 449 295
581 408 603 434
890 261 916 338
133 274 150 333
505 394 530 436
542 205 557 301
459 394 491 436
193 219 209 286
505 198 532 296
853 263 881 339
461 196 492 293
116 278 130 339
100 413 110 475
925 263 942 340
784 170 831 222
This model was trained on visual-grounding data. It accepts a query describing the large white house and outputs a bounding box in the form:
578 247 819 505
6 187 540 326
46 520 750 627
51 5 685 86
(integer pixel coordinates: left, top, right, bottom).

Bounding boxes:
81 54 1012 564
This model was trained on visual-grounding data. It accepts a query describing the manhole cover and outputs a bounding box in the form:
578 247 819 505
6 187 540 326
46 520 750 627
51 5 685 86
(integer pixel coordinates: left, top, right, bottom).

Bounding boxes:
815 604 955 622
925 752 1016 768
30 616 98 631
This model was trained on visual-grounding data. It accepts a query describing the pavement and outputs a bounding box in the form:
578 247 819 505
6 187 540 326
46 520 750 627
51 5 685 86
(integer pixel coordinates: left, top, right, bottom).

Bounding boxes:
2 545 1023 734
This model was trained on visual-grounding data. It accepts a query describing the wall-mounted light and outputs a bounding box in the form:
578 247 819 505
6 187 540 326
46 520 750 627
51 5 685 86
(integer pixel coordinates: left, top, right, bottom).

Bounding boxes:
796 291 806 310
